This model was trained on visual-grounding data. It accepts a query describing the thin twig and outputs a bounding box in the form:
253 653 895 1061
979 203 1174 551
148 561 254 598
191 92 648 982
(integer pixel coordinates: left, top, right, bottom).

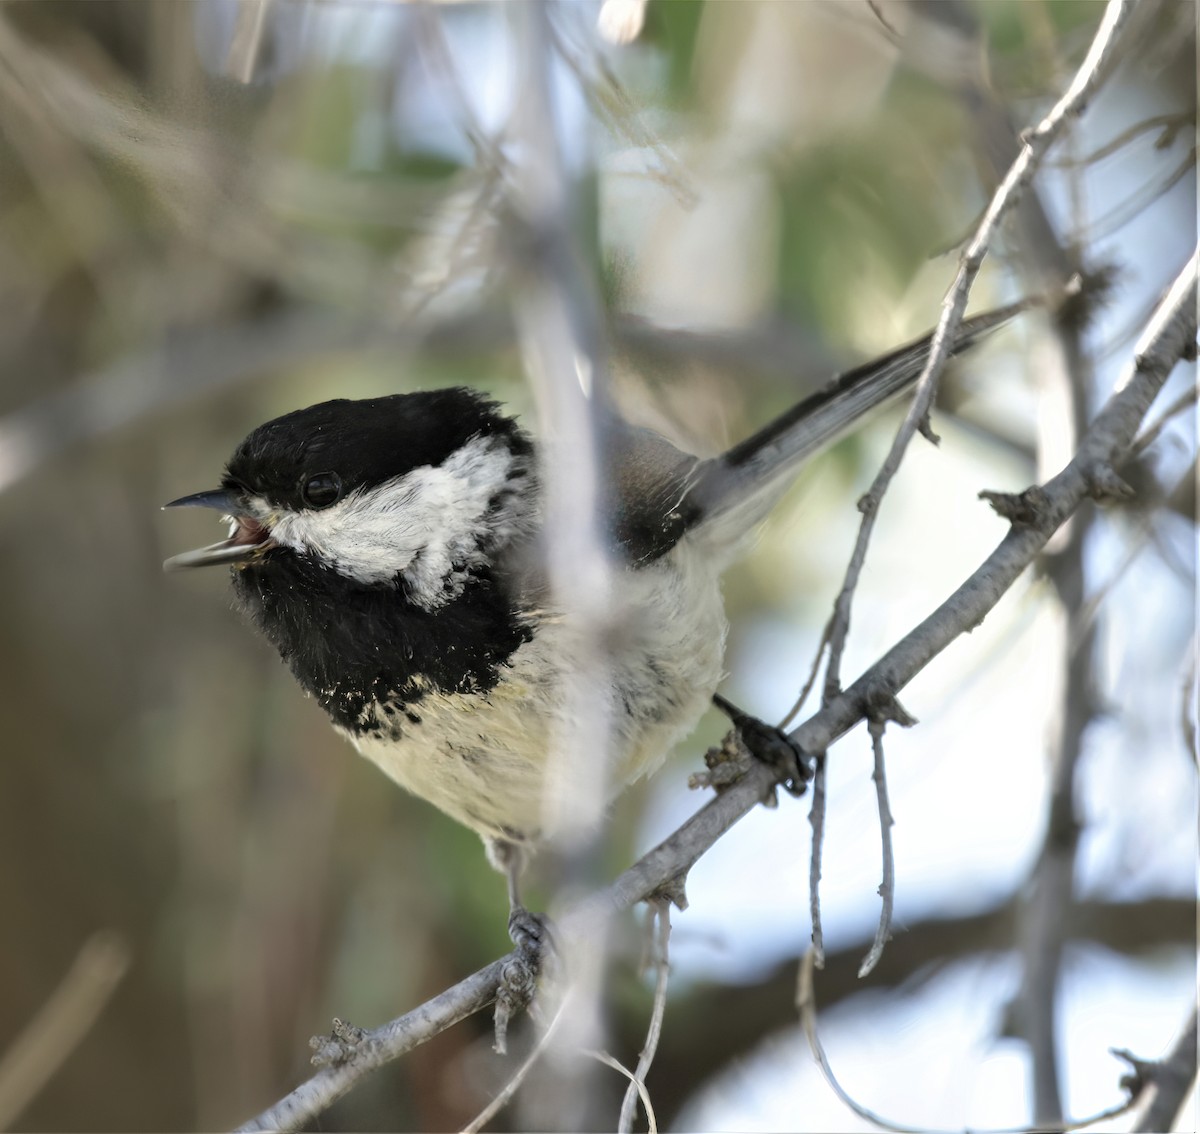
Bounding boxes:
1130 385 1198 456
1052 112 1194 168
588 1050 657 1134
1081 146 1198 244
796 948 948 1134
0 932 130 1129
617 900 671 1134
1020 0 1089 265
822 0 1134 700
1182 640 1198 771
225 0 273 84
807 753 828 967
546 12 697 209
460 997 570 1134
780 616 833 732
864 0 902 42
235 249 1196 1133
1069 459 1196 655
859 718 897 979
796 950 1143 1134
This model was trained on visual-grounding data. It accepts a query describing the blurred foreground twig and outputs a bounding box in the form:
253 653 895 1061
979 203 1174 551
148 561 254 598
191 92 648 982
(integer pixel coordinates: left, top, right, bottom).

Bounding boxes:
0 932 130 1130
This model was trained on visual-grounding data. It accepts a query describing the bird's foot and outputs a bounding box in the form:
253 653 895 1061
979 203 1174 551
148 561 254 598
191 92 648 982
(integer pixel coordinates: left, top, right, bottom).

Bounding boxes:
705 694 813 798
494 906 555 1054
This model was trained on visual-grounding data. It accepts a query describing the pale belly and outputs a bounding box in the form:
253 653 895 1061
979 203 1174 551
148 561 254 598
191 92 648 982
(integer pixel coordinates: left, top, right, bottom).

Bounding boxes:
344 542 727 845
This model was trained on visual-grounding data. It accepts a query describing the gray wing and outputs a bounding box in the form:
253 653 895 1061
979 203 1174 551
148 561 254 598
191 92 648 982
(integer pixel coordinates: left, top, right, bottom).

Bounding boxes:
603 422 703 563
609 302 1026 564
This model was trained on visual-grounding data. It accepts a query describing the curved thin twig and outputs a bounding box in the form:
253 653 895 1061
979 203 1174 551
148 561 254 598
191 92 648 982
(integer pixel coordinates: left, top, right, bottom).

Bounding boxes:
859 718 897 979
592 1049 658 1134
1130 385 1198 456
796 950 1143 1134
459 998 570 1134
617 899 671 1133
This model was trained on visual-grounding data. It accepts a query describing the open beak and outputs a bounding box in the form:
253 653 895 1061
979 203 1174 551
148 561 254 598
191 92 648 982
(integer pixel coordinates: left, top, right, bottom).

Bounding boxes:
162 489 273 572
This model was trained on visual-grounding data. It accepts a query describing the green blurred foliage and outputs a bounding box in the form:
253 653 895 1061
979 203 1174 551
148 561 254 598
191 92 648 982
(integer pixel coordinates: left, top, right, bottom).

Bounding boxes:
642 0 706 101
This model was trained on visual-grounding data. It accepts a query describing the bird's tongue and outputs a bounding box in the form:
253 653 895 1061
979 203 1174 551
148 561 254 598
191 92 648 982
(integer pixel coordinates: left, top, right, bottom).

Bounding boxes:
232 515 269 546
163 514 271 572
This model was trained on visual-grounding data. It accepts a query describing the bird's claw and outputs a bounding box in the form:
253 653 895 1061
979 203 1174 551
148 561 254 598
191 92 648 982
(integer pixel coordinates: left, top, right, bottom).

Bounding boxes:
735 716 812 796
494 906 555 1054
709 694 813 796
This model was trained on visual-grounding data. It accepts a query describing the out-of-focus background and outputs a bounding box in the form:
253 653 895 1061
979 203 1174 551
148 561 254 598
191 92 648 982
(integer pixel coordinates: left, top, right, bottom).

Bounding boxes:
0 2 1194 1131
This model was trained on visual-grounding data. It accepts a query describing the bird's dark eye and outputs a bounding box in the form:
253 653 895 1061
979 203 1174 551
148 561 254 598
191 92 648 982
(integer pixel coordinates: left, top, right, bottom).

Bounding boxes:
301 472 342 509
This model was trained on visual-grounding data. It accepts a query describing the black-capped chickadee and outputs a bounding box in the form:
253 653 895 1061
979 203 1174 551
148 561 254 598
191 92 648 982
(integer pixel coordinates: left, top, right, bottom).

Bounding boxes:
164 306 1020 916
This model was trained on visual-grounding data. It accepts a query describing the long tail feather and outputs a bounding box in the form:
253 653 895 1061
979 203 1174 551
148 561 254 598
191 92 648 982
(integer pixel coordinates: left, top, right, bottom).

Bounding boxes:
683 300 1032 553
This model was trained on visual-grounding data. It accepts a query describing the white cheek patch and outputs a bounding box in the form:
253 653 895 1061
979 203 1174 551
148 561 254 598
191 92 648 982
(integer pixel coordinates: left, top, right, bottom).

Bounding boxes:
267 434 520 606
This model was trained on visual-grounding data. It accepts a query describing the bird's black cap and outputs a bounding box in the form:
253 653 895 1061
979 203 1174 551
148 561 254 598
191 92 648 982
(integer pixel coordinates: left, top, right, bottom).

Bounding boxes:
222 389 531 509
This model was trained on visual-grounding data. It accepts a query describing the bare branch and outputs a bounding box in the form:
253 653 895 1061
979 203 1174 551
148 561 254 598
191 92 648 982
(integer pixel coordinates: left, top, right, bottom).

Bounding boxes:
235 959 506 1133
812 11 1135 1018
506 0 618 842
1018 593 1082 1122
810 2 1141 983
